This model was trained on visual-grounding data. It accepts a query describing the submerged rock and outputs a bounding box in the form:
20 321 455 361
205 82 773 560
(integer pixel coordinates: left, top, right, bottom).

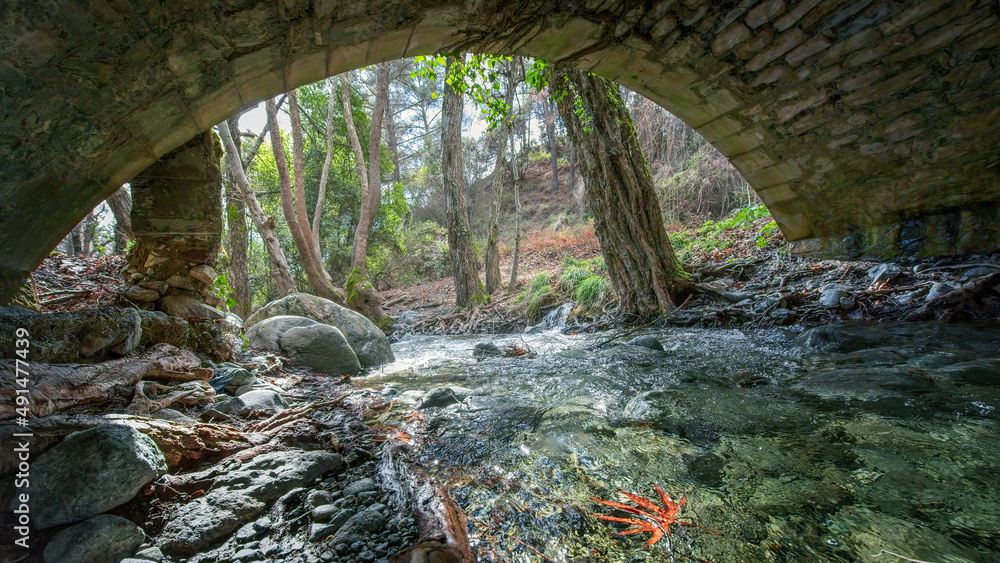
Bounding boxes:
628 335 665 351
43 514 145 563
473 342 504 358
245 293 393 366
22 424 167 528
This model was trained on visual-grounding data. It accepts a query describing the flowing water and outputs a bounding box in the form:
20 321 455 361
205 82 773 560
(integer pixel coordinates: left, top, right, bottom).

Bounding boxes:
373 321 1000 562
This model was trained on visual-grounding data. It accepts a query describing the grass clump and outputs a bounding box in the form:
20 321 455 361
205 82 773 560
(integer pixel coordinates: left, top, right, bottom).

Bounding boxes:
557 266 590 292
518 273 555 322
574 276 608 308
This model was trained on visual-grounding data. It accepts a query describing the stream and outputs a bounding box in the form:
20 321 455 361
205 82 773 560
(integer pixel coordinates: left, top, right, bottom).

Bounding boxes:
372 320 1000 562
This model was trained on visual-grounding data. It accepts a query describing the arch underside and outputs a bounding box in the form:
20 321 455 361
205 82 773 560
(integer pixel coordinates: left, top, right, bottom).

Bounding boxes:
1 0 999 298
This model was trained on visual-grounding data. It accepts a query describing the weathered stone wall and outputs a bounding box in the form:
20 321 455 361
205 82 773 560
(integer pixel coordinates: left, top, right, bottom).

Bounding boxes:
124 132 224 315
0 0 998 302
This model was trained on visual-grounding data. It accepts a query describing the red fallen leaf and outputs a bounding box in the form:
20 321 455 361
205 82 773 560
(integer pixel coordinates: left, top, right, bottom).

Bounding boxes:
591 484 720 547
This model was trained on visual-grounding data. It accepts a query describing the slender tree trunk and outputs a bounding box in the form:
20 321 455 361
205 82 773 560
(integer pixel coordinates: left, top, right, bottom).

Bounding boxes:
507 131 521 294
106 186 133 254
311 79 338 249
348 63 390 273
223 116 252 319
266 95 342 302
551 65 687 315
385 95 402 184
442 56 486 308
546 99 558 191
217 120 296 297
484 60 516 295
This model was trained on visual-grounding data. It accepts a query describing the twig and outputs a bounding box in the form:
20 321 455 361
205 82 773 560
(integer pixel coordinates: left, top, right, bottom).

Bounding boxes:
41 291 92 305
916 263 1000 273
870 549 934 563
37 288 92 297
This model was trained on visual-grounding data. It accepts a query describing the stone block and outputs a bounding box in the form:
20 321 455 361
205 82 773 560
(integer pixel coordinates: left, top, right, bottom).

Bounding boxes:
746 0 786 29
747 27 808 72
712 22 750 55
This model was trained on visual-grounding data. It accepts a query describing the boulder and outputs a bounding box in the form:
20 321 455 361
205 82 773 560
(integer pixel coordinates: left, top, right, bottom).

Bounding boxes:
221 389 288 417
158 450 342 555
419 387 473 409
137 310 189 349
19 424 167 528
245 293 393 366
927 282 958 301
279 324 361 376
42 514 145 563
245 315 318 353
160 295 226 320
151 408 197 424
208 364 256 393
0 306 141 362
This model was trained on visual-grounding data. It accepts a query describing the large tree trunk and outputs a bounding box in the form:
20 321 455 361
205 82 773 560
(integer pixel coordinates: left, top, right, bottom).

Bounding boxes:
442 56 486 309
311 79 338 250
106 186 133 254
349 63 390 274
484 60 516 295
266 95 342 302
217 120 296 298
223 116 252 319
550 65 687 316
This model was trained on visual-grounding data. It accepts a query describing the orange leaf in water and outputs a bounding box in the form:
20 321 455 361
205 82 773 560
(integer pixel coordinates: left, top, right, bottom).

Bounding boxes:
591 484 720 547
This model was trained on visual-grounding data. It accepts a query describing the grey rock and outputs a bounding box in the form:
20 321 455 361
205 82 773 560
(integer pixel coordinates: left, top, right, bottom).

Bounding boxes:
125 285 160 302
279 323 361 376
189 264 218 285
961 266 999 280
307 490 333 509
233 548 263 562
627 335 664 351
160 295 225 320
312 504 340 523
208 365 256 393
868 263 903 284
395 310 422 324
927 282 958 301
134 546 165 561
138 280 170 295
332 509 386 543
419 387 463 409
235 522 262 541
310 509 353 541
473 342 503 358
151 408 197 424
769 308 796 324
343 477 377 496
221 389 288 416
165 274 195 290
42 514 145 563
819 284 852 307
245 293 394 366
0 306 141 362
19 425 166 529
120 559 158 563
137 310 189 349
158 450 342 555
722 291 752 303
245 315 318 353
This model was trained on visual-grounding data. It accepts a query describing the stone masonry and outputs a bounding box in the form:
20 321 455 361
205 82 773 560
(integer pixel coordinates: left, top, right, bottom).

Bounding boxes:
0 1 999 302
125 132 225 318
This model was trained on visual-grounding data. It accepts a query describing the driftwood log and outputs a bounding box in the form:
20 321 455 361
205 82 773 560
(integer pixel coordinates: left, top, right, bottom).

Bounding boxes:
0 343 210 419
384 443 474 563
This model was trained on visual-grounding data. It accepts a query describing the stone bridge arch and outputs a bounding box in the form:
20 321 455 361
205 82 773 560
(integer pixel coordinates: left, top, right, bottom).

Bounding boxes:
2 0 999 300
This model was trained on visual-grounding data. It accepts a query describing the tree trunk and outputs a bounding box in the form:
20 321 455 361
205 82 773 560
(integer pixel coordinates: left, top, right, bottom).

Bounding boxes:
507 130 521 294
386 95 402 184
546 99 558 191
81 212 95 256
442 56 486 309
266 95 342 302
550 65 687 316
106 186 133 254
312 79 338 249
484 60 516 295
223 116 252 319
217 120 296 298
350 63 390 273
